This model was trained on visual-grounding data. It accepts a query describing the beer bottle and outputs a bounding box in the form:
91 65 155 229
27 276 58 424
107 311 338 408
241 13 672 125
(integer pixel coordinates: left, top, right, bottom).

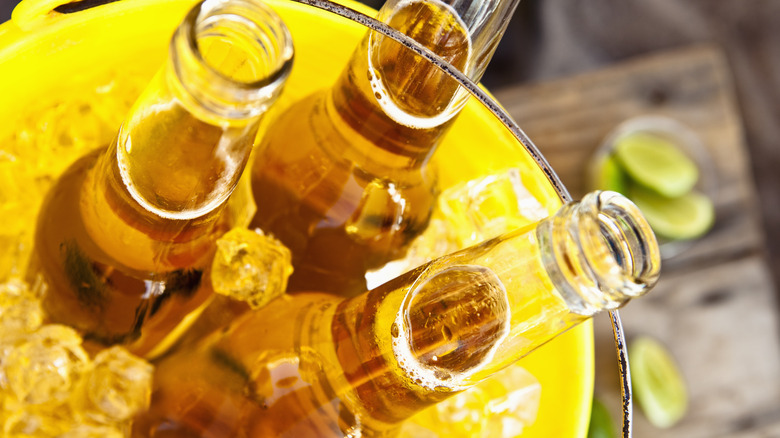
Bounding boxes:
28 0 293 358
134 191 661 437
248 0 522 295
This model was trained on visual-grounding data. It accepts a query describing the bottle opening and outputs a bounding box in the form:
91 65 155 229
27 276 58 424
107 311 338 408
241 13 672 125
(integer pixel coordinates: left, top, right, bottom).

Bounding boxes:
541 191 661 315
174 0 294 119
194 0 293 86
575 191 662 308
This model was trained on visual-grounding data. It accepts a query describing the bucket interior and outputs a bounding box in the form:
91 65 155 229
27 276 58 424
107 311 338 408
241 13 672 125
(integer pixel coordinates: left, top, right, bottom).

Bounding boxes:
0 0 593 435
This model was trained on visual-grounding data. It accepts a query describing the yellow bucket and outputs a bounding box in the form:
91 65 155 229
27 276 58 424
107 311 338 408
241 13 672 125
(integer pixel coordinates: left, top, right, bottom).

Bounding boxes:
0 0 593 436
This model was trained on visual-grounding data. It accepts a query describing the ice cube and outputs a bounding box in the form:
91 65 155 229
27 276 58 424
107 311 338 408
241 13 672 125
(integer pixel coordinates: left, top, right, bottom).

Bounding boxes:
367 169 549 290
0 278 43 338
396 422 441 438
0 156 40 282
482 364 542 436
402 364 541 438
58 424 126 438
0 235 30 285
4 325 89 406
365 218 458 289
1 406 71 437
211 228 293 309
438 168 548 247
72 346 153 424
0 72 143 284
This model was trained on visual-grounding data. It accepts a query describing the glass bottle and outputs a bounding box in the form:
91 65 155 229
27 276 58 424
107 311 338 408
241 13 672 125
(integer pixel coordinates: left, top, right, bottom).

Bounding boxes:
28 0 294 358
133 191 661 437
248 0 523 295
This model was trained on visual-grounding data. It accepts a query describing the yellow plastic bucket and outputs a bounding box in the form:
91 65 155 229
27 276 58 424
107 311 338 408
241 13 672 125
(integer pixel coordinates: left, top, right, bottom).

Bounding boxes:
0 0 593 436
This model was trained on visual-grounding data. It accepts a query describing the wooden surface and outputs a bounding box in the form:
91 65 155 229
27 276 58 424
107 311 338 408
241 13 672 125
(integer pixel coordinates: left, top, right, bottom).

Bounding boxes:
493 45 780 436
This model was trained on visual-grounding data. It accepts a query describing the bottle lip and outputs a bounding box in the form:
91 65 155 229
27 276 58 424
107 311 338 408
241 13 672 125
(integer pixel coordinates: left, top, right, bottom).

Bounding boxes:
541 190 662 316
576 190 662 300
173 0 295 121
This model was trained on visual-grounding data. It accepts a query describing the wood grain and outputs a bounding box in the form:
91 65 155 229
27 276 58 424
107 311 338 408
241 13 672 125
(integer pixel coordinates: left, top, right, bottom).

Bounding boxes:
493 45 764 273
593 256 780 437
492 45 780 437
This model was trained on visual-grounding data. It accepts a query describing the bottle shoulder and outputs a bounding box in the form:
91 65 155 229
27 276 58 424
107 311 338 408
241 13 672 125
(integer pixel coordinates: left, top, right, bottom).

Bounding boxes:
30 146 216 355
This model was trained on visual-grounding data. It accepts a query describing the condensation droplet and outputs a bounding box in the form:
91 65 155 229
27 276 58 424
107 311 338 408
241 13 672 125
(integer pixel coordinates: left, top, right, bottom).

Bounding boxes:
434 370 452 381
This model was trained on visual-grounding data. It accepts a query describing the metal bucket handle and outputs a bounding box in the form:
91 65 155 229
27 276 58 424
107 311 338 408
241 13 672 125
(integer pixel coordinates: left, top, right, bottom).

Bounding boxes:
11 0 120 29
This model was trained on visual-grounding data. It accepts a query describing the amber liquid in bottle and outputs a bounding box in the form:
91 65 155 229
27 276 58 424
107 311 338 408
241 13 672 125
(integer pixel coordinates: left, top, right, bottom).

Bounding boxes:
31 108 251 357
249 0 471 295
28 0 293 357
134 262 509 437
134 191 661 438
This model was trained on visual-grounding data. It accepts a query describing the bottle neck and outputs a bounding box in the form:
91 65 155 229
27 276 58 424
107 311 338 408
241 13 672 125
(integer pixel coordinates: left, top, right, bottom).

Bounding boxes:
169 0 293 123
80 0 293 271
92 0 293 221
328 0 519 170
327 38 457 172
337 191 659 420
368 0 521 119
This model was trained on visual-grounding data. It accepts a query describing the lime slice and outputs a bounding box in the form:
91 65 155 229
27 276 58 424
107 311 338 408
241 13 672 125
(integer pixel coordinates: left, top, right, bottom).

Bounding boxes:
629 186 714 240
629 336 688 429
590 154 627 194
587 397 616 438
615 132 698 198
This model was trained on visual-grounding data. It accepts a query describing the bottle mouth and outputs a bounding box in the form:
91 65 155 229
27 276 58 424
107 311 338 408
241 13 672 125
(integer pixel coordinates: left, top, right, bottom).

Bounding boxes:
541 190 661 315
575 190 661 302
173 0 295 120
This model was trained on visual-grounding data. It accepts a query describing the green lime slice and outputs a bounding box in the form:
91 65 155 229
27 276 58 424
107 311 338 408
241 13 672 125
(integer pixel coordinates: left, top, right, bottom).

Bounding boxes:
630 336 688 429
629 186 714 240
587 397 616 438
615 132 698 198
590 154 628 194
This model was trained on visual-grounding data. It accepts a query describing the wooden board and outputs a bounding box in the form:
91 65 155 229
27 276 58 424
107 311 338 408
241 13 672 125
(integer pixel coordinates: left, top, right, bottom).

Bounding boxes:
492 45 780 436
493 45 763 273
593 256 780 437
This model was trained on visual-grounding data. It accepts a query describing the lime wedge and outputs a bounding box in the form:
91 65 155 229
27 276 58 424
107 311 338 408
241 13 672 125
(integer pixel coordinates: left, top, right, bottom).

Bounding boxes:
615 132 698 198
629 186 714 240
590 154 627 194
587 397 616 438
630 336 688 429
